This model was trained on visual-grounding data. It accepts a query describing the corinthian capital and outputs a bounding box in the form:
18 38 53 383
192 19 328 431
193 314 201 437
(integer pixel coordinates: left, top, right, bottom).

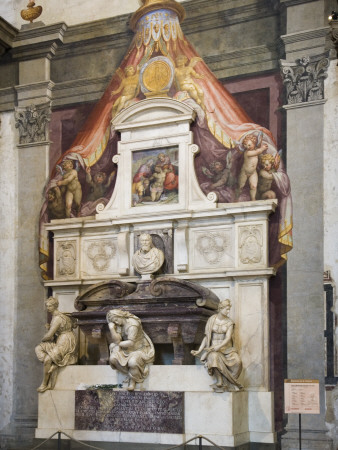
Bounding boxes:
15 102 51 145
280 55 329 105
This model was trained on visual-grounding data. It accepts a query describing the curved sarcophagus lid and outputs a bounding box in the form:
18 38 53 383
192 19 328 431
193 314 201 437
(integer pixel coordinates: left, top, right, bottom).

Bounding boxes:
149 277 219 310
74 279 137 311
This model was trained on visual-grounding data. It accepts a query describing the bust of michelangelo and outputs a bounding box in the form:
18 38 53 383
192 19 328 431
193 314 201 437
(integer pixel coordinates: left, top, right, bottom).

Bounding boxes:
132 233 164 275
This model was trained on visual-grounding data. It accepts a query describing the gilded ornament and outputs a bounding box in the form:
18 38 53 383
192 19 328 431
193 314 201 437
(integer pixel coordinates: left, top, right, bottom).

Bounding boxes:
143 60 172 92
130 0 185 31
140 56 174 97
21 1 42 23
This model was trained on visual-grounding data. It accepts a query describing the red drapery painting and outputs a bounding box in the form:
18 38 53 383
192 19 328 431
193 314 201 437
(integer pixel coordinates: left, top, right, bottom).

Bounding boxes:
40 2 292 278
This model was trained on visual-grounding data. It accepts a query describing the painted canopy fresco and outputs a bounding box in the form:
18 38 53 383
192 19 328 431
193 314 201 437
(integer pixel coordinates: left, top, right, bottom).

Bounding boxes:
39 1 292 278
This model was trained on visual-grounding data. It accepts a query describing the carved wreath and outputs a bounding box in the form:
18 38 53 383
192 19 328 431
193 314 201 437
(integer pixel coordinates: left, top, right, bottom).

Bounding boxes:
196 232 228 265
87 241 117 272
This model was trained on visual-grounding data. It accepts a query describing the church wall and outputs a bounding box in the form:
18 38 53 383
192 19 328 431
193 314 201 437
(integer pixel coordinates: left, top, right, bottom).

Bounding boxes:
0 0 336 448
0 111 17 431
0 0 141 29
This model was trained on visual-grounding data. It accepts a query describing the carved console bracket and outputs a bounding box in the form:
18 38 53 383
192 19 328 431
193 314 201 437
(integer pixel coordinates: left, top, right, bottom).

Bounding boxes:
280 55 329 104
15 102 51 145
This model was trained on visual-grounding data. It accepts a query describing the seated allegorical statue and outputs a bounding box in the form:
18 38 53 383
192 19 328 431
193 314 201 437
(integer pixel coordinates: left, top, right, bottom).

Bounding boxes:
35 297 78 393
191 299 243 392
107 309 155 391
132 233 164 275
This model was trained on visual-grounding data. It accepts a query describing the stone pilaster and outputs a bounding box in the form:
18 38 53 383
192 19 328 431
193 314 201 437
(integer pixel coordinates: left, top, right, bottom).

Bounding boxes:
0 22 66 447
280 53 332 449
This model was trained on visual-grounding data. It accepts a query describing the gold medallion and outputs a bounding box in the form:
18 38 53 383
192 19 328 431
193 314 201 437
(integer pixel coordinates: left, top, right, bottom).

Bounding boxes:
142 60 172 93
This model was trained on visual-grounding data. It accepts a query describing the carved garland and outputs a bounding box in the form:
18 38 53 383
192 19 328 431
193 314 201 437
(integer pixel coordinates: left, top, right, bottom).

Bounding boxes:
87 240 117 272
196 232 228 265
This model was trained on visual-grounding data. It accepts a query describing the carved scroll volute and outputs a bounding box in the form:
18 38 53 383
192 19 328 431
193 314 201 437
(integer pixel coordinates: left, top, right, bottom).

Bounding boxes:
74 279 137 311
149 277 220 310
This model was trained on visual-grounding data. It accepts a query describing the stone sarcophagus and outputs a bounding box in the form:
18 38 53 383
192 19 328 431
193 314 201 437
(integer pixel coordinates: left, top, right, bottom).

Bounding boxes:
72 277 220 365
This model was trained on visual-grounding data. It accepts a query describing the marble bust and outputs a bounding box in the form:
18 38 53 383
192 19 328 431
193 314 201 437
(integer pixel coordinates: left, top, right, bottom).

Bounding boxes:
132 233 164 275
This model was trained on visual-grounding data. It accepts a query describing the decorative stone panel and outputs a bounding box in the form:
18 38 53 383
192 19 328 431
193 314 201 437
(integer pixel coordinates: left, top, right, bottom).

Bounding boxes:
55 240 78 280
238 225 264 268
190 227 234 271
81 237 118 278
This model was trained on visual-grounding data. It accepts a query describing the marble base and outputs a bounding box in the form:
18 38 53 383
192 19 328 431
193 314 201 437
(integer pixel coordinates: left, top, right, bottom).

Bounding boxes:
35 366 276 447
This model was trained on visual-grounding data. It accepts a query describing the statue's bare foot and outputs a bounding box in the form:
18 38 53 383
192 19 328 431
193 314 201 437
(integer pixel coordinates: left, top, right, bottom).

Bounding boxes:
127 379 136 391
37 384 49 393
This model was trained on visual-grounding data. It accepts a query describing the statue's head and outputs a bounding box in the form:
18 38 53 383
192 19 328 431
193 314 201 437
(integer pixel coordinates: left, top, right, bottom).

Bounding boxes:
62 159 74 170
176 54 187 66
139 233 153 252
125 65 136 76
218 299 231 312
106 309 139 325
45 296 59 312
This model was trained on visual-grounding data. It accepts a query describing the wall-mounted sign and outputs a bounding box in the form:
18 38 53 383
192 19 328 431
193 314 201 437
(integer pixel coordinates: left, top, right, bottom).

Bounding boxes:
284 379 320 414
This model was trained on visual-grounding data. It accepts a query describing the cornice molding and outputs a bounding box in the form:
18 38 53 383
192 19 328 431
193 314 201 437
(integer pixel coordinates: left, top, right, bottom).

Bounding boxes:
0 87 16 112
0 17 18 56
13 22 67 45
182 0 278 34
12 23 67 61
281 27 329 45
279 0 318 5
282 98 326 109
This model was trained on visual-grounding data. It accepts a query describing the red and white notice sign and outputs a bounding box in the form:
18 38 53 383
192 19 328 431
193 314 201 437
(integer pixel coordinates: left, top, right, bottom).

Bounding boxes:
284 379 320 414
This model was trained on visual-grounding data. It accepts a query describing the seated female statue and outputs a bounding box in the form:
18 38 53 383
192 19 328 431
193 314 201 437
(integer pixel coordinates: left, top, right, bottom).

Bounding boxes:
107 309 155 391
35 297 77 392
191 299 243 392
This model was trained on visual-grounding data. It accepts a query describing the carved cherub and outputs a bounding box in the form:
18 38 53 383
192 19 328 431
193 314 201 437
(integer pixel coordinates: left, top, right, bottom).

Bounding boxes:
174 54 205 109
236 132 268 201
85 166 116 202
56 160 82 217
47 186 66 220
111 65 140 117
257 153 277 200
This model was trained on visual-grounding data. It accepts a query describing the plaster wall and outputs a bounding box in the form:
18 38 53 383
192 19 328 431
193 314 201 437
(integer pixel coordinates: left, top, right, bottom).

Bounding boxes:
0 0 185 29
0 112 17 431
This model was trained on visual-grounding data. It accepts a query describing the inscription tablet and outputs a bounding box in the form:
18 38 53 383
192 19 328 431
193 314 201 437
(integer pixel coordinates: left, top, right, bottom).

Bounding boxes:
75 390 184 434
